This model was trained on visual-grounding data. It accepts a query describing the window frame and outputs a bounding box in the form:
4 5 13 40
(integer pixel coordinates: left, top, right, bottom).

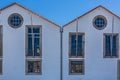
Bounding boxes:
69 32 85 58
26 59 42 75
103 33 119 58
93 15 107 30
25 25 42 58
69 59 84 75
25 25 42 75
8 13 23 28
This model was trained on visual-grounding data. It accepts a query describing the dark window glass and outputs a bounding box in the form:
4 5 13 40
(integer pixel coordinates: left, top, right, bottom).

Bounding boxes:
28 34 33 56
105 34 118 57
71 35 76 56
27 27 40 57
93 15 107 30
70 61 83 74
105 35 111 56
112 35 117 56
27 61 40 73
77 35 82 56
8 13 23 28
95 18 105 28
70 34 84 57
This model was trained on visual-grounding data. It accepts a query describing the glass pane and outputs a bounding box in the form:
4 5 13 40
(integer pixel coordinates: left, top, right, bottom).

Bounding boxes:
28 61 34 73
105 35 111 56
27 61 40 73
112 35 117 56
71 35 76 56
34 34 40 56
28 34 33 56
77 35 83 56
33 61 40 73
71 61 83 73
33 28 39 33
28 28 32 33
95 18 105 28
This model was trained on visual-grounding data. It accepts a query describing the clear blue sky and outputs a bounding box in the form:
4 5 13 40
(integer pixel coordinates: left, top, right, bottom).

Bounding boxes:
0 0 119 26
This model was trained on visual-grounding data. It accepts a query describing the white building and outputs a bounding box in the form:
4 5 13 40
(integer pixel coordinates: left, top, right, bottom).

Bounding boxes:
63 5 120 80
0 3 60 80
0 2 120 80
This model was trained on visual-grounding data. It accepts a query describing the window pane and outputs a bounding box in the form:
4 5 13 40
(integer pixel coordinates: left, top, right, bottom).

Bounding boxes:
28 34 33 56
34 34 40 56
33 61 40 73
71 35 76 56
77 35 82 56
33 28 39 33
27 61 40 73
70 61 83 73
28 61 34 73
105 35 111 56
28 28 32 33
112 35 117 56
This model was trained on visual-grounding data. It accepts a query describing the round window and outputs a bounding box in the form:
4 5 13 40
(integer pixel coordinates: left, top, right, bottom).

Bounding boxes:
93 15 107 30
8 13 23 28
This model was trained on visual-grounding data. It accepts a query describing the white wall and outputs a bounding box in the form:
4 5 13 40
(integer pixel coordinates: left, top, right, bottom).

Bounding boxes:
0 4 60 80
63 7 120 80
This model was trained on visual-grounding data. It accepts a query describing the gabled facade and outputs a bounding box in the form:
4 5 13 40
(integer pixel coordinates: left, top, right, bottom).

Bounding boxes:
63 6 120 80
0 2 120 80
0 3 60 80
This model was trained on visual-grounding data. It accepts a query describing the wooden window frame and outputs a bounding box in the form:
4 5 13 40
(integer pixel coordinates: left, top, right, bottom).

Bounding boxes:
103 33 119 58
26 59 42 75
8 13 23 28
25 25 42 75
25 25 42 58
69 32 85 58
69 59 84 75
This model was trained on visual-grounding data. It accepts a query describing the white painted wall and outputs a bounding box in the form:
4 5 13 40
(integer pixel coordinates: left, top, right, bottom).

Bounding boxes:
63 7 120 80
0 4 60 80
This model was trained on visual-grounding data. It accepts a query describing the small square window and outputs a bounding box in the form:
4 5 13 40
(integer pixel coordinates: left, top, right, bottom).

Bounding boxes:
69 60 84 75
26 60 41 74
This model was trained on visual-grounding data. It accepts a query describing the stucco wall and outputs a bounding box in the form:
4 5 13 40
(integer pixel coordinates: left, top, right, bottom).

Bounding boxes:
0 4 60 80
63 7 120 80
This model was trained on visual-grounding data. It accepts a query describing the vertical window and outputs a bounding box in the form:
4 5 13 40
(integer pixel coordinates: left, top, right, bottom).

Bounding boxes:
0 26 2 74
69 33 84 57
69 32 85 75
26 25 42 74
104 33 119 58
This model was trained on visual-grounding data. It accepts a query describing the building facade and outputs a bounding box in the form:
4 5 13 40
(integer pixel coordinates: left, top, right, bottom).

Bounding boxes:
63 6 120 80
0 2 120 80
0 3 60 80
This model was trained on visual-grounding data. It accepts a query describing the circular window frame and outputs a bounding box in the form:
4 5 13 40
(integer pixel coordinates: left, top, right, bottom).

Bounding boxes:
8 13 23 29
93 15 107 30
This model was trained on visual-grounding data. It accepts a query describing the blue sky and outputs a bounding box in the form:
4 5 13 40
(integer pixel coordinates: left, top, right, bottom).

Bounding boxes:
0 0 119 26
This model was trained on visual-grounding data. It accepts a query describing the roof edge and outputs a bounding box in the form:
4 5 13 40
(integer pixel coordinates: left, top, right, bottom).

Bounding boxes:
63 5 120 27
0 2 61 28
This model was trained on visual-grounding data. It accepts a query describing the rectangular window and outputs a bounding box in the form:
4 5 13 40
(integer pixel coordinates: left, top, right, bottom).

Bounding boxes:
69 32 85 75
26 25 42 75
26 27 41 57
104 33 119 58
69 33 84 57
26 60 41 74
69 60 84 75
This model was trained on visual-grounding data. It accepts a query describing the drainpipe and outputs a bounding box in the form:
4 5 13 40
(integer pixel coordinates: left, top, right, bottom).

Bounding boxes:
60 27 63 80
